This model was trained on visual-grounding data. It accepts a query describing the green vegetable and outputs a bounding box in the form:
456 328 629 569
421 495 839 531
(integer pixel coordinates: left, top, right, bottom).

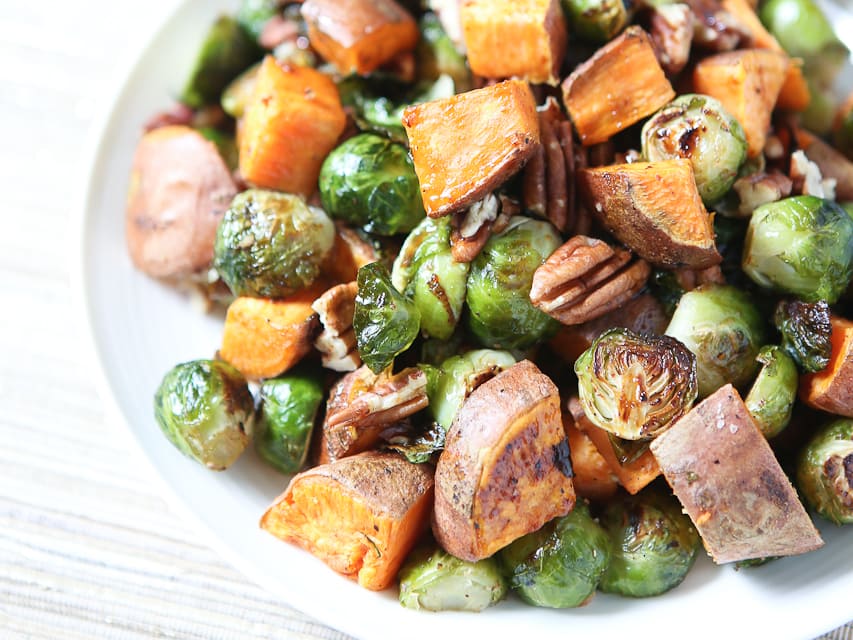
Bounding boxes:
398 545 508 612
774 299 832 374
641 94 747 205
744 346 798 438
236 0 280 40
197 126 238 171
599 490 700 598
416 12 472 92
498 502 611 608
561 0 627 42
665 284 766 398
574 328 698 440
213 189 335 299
392 216 469 340
742 195 853 304
466 217 561 351
181 15 263 109
221 62 260 119
796 418 853 525
319 133 426 236
426 349 517 431
255 370 324 474
153 359 254 470
354 262 421 374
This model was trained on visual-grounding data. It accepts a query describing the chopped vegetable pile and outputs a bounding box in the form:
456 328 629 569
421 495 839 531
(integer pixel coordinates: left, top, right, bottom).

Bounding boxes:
126 0 853 613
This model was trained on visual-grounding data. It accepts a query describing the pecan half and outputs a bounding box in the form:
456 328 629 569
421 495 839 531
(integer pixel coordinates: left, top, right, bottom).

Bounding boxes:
450 193 516 263
312 282 361 372
733 171 793 216
321 366 429 462
530 236 651 325
648 3 694 74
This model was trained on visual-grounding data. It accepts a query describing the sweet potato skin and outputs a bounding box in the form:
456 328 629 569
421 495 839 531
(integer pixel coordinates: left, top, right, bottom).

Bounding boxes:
433 360 575 561
800 317 853 418
403 79 540 218
460 0 568 85
260 451 434 591
126 125 237 279
650 384 824 563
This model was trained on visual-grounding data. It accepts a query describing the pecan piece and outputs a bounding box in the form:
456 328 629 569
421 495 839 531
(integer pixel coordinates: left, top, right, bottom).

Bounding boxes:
450 192 516 263
321 366 429 462
312 281 361 372
733 171 793 216
530 236 651 325
648 3 694 74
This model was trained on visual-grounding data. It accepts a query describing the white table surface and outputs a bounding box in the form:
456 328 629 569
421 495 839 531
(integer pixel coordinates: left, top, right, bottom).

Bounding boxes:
0 2 850 639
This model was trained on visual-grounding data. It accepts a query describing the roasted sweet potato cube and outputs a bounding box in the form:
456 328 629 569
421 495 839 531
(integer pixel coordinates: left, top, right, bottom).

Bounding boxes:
693 49 789 158
800 316 853 418
561 27 675 146
564 415 619 500
239 56 346 196
403 79 539 218
260 451 434 591
433 360 576 561
301 0 419 76
577 159 721 269
650 384 824 564
460 0 568 85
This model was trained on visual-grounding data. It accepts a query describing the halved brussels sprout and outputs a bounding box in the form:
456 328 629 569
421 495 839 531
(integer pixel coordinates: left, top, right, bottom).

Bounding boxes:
641 94 747 205
466 217 561 351
416 12 472 91
398 545 508 612
213 189 335 298
427 349 517 431
498 502 612 608
561 0 628 43
153 359 254 470
796 418 853 525
255 369 324 474
773 298 832 373
574 328 698 440
599 489 700 598
319 133 426 236
665 284 766 397
353 262 421 374
744 346 798 439
392 216 470 340
742 195 853 304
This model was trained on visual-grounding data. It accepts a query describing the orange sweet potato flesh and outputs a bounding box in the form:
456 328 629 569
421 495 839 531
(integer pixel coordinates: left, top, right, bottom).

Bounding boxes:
567 397 660 495
126 125 237 279
561 27 675 146
693 49 789 157
460 0 568 85
720 0 809 111
219 284 325 380
650 385 824 563
403 79 539 218
321 222 383 285
800 316 853 418
433 360 576 561
564 414 619 500
577 159 721 269
260 451 435 591
301 0 419 76
239 56 346 196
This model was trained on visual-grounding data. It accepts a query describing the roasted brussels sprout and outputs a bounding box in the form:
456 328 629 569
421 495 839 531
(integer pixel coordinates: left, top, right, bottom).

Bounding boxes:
181 15 262 109
319 133 426 236
742 196 853 304
416 12 472 92
561 0 628 43
773 298 833 373
574 328 698 440
153 359 254 470
354 262 421 374
398 545 508 612
498 502 611 608
599 490 700 598
427 349 517 431
744 346 798 439
665 284 766 398
641 94 747 205
255 369 324 474
221 62 259 119
796 418 853 525
213 189 335 298
466 217 561 351
392 216 469 340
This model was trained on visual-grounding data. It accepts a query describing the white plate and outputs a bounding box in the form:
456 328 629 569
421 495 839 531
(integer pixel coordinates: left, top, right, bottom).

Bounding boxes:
75 2 853 639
